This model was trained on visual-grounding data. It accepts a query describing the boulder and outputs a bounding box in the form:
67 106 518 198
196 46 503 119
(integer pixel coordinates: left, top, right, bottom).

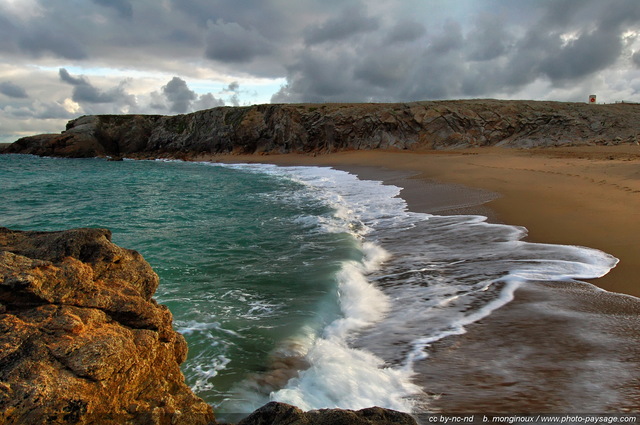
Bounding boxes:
237 402 417 425
0 227 214 425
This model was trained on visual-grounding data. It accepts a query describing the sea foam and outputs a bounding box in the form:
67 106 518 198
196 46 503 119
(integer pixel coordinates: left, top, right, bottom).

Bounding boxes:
221 163 618 413
210 163 424 412
270 243 419 412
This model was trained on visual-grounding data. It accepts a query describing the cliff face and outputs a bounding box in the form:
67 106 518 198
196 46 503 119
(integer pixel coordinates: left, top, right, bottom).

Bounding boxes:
0 227 214 425
4 100 640 158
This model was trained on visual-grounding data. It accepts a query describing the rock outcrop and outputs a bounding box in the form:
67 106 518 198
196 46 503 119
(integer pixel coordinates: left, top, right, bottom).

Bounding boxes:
0 227 215 425
3 100 640 158
237 402 417 425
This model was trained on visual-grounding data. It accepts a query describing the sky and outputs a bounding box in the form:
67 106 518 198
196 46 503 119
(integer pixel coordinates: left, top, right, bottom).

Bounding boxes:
2 0 640 142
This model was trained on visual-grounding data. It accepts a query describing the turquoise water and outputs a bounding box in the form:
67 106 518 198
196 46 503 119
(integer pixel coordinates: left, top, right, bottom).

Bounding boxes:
0 154 619 418
0 155 360 411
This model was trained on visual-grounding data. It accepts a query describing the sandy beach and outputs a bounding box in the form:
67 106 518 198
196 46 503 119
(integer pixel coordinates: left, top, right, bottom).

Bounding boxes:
204 146 640 298
201 146 640 413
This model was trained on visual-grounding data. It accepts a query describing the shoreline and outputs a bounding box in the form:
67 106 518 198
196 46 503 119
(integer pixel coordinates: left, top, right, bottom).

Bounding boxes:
198 146 640 413
199 146 640 298
3 148 638 413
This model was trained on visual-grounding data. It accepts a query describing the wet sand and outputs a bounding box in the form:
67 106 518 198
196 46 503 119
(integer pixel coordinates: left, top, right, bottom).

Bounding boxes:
201 147 640 413
415 281 640 414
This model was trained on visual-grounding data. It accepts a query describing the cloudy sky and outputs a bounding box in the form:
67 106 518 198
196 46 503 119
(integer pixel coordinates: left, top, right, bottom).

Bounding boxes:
2 0 640 142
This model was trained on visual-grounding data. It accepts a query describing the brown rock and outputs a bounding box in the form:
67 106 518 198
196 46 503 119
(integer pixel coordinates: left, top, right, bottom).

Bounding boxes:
0 227 214 425
237 402 418 425
2 131 106 158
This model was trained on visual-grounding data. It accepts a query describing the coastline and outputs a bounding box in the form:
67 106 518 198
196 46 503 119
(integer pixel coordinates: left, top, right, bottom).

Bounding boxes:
198 146 640 413
200 146 640 298
3 147 639 414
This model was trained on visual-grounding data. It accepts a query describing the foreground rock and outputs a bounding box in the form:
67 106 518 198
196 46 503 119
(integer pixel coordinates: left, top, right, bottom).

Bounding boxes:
0 227 214 424
237 402 417 425
3 100 640 158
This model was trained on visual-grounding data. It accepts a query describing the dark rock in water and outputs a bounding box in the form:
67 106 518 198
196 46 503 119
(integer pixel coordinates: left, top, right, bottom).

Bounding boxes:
4 100 640 158
0 227 214 425
237 402 418 425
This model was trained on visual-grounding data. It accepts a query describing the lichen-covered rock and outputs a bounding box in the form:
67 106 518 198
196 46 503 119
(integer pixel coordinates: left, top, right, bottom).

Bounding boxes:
237 402 418 425
0 227 214 425
3 100 640 158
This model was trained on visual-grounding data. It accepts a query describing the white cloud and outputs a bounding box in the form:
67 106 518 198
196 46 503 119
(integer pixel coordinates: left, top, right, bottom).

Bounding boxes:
0 0 44 21
62 98 81 114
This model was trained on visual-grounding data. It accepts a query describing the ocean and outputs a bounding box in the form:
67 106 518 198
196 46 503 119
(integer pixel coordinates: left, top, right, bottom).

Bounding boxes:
0 154 621 418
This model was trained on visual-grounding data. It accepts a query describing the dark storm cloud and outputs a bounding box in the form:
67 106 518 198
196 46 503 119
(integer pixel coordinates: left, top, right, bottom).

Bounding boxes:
194 93 225 110
3 101 75 120
59 68 136 107
5 0 640 142
587 0 640 31
219 81 242 106
465 14 511 62
92 0 133 18
3 0 640 123
303 5 379 45
428 21 464 55
59 68 117 104
385 20 426 44
170 0 307 42
272 51 355 103
275 0 640 103
353 50 410 89
0 1 198 67
274 18 467 103
162 77 197 113
164 0 307 75
0 13 17 53
19 29 87 60
540 29 623 81
499 0 640 89
32 102 76 120
205 20 273 63
0 81 28 98
59 69 85 86
59 68 116 103
161 76 225 113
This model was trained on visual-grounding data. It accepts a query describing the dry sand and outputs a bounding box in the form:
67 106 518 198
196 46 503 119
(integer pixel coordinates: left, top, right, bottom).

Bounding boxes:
203 146 640 413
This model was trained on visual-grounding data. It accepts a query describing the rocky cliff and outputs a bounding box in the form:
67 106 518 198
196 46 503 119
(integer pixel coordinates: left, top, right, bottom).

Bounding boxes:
3 100 640 158
0 227 215 425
